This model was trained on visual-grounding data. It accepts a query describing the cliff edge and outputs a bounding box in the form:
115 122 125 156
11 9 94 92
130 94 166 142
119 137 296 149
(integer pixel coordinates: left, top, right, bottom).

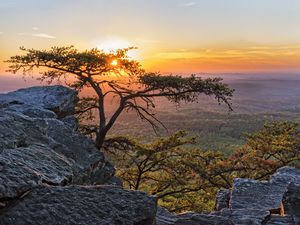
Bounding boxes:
0 85 157 225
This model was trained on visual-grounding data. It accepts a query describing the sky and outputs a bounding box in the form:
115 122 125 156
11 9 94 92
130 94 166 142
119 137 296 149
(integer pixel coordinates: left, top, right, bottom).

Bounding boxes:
1 0 300 74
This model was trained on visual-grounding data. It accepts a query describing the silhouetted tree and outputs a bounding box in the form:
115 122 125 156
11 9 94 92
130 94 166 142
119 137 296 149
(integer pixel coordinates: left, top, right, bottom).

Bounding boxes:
7 46 234 149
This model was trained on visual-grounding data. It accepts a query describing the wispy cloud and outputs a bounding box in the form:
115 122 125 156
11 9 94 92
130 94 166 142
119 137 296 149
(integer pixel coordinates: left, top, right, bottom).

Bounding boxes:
32 27 39 31
32 33 56 39
0 32 3 35
178 2 197 7
18 32 56 39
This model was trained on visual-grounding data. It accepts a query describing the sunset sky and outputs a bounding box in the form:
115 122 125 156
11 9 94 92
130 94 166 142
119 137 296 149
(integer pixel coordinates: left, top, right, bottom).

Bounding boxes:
1 0 300 74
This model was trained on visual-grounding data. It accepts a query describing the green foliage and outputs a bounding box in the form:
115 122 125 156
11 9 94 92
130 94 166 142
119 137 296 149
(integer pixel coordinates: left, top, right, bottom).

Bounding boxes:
105 121 300 213
229 121 300 179
140 74 233 107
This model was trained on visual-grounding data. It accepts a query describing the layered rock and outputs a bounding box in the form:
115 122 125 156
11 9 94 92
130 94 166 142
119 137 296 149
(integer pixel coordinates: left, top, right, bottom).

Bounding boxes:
0 85 157 225
0 186 156 225
157 166 300 225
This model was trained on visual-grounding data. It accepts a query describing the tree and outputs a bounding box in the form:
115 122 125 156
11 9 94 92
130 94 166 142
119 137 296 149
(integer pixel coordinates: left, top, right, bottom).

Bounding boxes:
7 46 234 149
103 131 213 212
104 121 300 212
228 121 300 179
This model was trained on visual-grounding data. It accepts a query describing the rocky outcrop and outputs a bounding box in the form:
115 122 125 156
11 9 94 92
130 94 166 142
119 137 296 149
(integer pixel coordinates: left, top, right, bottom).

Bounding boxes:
157 166 300 225
1 85 299 225
0 186 156 225
0 86 157 225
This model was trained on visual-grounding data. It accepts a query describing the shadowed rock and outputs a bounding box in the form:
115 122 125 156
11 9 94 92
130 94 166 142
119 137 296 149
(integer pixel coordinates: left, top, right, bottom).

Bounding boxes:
0 85 157 224
0 86 115 198
215 189 230 211
0 186 157 225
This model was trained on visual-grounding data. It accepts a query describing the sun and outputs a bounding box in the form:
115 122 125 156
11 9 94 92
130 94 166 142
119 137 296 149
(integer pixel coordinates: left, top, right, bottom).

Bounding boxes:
111 59 118 66
98 39 129 53
97 38 140 60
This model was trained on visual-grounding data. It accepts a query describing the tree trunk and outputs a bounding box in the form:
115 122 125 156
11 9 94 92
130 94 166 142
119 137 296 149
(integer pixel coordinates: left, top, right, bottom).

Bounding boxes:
95 128 107 149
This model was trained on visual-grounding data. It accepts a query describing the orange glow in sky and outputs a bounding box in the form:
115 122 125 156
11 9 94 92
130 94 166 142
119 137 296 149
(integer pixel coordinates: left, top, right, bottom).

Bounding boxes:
1 0 300 75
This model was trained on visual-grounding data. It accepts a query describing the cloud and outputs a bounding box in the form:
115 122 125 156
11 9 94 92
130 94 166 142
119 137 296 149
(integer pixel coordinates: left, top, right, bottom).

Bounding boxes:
0 32 3 35
178 2 197 7
32 33 56 39
32 27 39 31
18 32 56 39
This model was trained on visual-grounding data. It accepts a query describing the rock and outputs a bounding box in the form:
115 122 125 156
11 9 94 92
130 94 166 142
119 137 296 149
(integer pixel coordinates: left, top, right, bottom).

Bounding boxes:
265 215 295 225
215 189 230 211
157 167 300 225
230 178 284 211
156 207 178 225
220 208 270 225
0 86 115 197
0 186 157 225
224 167 300 225
61 115 79 130
270 166 300 186
0 144 73 199
0 86 158 225
283 182 300 223
0 85 78 118
156 208 234 225
174 213 234 225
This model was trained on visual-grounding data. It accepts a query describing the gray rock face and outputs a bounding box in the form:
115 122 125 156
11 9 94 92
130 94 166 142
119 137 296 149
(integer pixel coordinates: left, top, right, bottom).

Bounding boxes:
156 207 178 225
174 214 234 225
157 167 300 225
0 85 157 225
283 182 300 223
230 178 283 211
215 189 230 211
0 85 78 118
0 86 113 190
0 186 157 225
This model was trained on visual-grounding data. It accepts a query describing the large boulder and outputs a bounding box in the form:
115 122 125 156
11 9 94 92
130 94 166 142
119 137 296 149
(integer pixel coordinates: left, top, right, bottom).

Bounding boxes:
0 186 157 225
0 85 78 118
0 85 157 225
0 86 114 193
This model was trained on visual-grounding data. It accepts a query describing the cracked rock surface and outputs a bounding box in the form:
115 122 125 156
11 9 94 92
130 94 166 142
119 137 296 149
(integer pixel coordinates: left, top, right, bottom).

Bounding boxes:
157 166 300 225
0 85 157 225
0 186 156 225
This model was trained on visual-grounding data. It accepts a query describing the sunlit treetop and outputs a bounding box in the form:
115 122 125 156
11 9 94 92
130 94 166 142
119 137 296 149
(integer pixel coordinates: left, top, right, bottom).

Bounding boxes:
7 46 234 149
